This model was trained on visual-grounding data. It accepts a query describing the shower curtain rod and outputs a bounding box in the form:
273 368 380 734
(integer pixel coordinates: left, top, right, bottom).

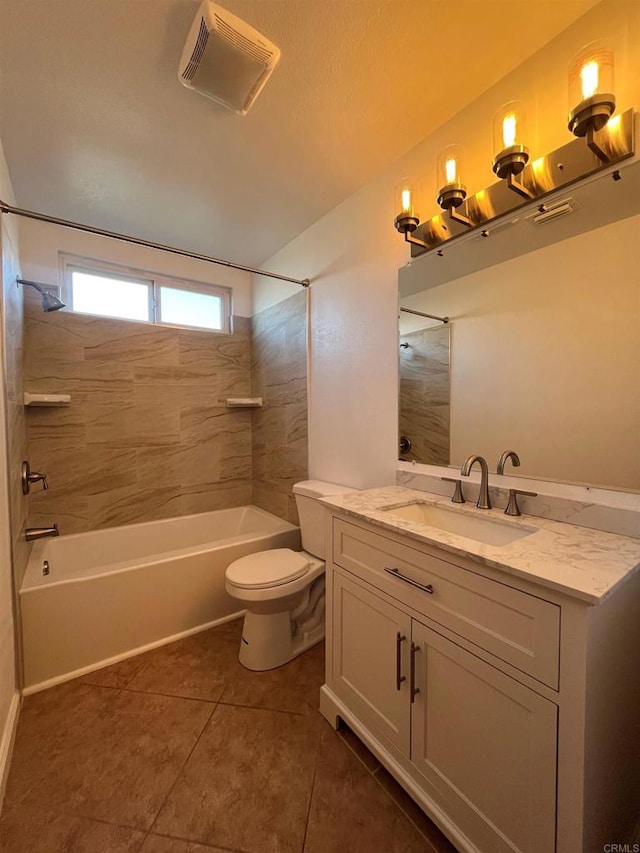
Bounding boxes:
400 307 449 324
0 198 310 288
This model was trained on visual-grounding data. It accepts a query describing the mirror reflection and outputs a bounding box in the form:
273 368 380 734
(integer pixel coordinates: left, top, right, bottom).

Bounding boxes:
398 161 640 492
398 317 450 466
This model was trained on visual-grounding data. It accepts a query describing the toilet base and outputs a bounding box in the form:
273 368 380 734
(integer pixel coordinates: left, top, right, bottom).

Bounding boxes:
238 609 324 671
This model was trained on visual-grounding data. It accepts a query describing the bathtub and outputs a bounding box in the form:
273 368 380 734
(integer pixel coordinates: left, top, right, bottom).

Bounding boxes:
20 506 300 694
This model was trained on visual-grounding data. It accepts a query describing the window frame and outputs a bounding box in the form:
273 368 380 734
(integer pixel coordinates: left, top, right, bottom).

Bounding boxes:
59 253 233 335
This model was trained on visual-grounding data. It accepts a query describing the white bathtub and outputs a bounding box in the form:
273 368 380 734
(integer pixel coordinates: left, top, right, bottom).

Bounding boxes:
20 506 300 693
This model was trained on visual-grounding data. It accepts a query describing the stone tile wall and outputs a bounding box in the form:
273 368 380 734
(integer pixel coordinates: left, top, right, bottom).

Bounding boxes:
398 324 450 466
24 296 253 534
251 290 308 525
1 220 29 586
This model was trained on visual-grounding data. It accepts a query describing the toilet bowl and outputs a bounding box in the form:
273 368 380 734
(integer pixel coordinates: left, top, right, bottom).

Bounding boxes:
225 480 355 671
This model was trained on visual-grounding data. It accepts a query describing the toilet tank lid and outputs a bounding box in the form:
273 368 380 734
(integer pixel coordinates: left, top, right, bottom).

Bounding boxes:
292 480 357 498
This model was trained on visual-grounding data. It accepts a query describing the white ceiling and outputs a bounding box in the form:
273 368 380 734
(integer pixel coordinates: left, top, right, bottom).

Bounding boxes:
0 0 599 266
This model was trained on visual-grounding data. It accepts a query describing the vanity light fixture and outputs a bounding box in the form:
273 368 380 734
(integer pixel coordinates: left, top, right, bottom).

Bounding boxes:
568 40 616 160
393 44 633 259
436 145 472 227
492 101 534 199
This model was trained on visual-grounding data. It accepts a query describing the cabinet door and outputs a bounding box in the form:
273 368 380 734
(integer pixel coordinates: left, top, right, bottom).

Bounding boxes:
331 571 411 755
411 620 557 853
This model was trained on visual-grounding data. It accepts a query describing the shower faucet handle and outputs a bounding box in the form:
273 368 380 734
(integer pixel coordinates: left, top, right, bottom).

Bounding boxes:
21 460 49 495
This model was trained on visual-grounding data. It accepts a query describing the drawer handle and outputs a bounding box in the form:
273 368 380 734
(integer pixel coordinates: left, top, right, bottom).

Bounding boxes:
410 642 420 703
396 632 406 691
385 567 434 595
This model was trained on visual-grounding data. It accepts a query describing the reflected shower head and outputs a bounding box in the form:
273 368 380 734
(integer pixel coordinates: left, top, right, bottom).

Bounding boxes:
17 278 65 312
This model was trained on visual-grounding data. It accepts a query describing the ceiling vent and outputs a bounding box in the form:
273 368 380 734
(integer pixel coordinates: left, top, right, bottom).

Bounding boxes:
178 2 280 115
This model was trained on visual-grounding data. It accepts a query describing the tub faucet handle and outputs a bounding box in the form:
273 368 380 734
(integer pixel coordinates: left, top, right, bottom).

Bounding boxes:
22 460 49 495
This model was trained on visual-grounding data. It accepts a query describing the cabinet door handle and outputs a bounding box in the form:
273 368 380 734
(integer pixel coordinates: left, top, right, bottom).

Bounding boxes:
410 642 420 703
396 632 406 691
385 567 434 595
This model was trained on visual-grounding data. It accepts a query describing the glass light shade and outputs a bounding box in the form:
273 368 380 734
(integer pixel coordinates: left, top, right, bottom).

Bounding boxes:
393 178 420 233
394 178 418 219
437 145 464 188
436 145 466 210
492 101 530 178
568 40 615 136
493 101 528 154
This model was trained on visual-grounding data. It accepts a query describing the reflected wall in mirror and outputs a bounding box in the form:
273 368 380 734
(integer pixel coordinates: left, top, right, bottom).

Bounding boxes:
398 160 640 493
399 319 450 465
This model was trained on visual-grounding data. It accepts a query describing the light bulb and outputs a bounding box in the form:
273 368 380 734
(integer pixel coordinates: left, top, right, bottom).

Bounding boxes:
445 158 457 184
400 187 412 213
502 113 517 148
581 60 599 99
568 42 615 137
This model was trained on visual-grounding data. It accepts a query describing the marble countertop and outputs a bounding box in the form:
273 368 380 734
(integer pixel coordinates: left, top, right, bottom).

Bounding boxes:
320 486 640 604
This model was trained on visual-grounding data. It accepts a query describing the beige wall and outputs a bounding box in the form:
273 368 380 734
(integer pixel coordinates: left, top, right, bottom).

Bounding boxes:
0 138 21 800
18 218 253 319
252 290 308 524
258 0 640 493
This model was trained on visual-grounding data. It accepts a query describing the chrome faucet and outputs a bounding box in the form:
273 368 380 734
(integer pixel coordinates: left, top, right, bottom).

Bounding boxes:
496 449 537 516
25 524 59 542
497 449 520 475
460 455 491 509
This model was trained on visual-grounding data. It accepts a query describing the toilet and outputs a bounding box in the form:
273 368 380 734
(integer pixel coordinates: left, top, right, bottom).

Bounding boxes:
225 480 355 671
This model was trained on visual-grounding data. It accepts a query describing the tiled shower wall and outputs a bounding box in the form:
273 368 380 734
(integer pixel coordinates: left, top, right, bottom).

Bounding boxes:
24 295 253 534
398 324 450 467
1 221 29 585
252 290 308 525
24 288 307 534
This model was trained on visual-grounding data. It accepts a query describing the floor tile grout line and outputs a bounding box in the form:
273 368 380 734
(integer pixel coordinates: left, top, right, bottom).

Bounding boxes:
216 698 309 718
338 723 446 853
10 802 153 837
147 700 220 838
299 727 324 853
145 827 249 853
369 766 443 853
116 684 222 705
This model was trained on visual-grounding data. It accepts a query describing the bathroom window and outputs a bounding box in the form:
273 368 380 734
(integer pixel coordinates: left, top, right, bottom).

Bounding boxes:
59 254 232 333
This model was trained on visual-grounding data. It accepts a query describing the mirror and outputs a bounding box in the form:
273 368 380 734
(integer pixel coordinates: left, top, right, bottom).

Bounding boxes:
399 319 450 466
398 159 640 492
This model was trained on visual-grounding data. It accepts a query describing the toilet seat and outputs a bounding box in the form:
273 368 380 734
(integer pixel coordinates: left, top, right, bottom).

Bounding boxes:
225 548 311 590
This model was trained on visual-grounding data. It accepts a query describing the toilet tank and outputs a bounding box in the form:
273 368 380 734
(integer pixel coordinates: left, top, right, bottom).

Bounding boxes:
292 480 356 559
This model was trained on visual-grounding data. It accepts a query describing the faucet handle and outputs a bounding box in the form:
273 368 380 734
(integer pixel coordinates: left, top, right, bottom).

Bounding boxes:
505 489 537 517
441 477 465 504
22 461 49 494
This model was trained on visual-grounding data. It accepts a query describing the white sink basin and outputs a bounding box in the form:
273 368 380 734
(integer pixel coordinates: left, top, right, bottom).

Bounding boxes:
382 502 537 547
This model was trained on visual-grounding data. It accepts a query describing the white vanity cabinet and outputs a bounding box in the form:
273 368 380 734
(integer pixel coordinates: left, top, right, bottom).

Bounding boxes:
321 511 640 853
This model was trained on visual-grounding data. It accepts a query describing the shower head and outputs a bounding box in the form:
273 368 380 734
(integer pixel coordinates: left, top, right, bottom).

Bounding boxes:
17 278 66 312
41 290 66 312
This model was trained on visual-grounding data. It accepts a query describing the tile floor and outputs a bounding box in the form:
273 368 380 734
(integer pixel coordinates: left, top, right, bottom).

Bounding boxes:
0 619 458 853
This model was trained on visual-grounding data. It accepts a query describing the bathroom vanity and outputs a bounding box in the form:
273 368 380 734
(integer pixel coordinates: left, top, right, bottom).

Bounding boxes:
319 487 640 853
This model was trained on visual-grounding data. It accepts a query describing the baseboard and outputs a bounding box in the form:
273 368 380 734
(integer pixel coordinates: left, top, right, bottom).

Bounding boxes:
22 610 245 696
0 691 21 813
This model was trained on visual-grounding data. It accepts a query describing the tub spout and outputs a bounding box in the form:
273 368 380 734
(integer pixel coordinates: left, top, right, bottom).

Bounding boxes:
26 524 59 542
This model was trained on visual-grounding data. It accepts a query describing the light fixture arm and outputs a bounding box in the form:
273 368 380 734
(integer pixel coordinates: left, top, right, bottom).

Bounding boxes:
507 172 535 199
